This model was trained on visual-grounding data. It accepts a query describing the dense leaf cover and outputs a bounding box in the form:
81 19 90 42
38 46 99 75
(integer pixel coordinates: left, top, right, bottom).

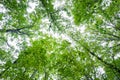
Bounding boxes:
0 0 120 80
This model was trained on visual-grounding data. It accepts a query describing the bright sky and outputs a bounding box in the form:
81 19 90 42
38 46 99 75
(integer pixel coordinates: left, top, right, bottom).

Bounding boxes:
27 1 38 13
0 4 6 13
53 0 65 9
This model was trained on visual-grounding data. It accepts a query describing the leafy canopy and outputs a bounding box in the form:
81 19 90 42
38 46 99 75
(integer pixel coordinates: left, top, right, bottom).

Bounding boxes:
0 0 120 80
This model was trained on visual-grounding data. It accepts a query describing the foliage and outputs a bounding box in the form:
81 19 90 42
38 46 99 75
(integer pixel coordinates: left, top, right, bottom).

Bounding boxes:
0 0 120 80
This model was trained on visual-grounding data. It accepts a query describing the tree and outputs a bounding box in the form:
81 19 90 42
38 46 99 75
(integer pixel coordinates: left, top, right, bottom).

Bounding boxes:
71 0 120 79
0 0 120 80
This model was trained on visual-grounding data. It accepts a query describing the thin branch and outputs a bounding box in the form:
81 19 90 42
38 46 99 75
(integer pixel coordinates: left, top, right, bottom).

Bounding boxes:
102 37 120 41
72 30 120 74
0 37 12 49
0 22 35 35
84 46 120 74
30 70 37 79
94 29 120 39
40 0 60 30
106 33 120 39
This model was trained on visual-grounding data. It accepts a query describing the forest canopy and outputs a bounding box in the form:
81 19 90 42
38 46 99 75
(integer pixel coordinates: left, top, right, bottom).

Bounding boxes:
0 0 120 80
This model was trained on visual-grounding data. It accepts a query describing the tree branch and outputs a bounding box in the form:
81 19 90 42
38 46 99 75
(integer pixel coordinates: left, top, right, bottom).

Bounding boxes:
0 37 12 48
30 70 37 79
0 24 34 35
84 46 120 74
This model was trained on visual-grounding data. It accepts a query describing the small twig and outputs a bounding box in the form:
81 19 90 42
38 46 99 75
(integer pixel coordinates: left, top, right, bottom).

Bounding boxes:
30 70 37 79
0 37 13 49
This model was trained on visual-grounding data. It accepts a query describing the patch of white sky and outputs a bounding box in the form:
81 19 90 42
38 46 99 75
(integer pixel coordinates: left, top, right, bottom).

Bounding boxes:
0 21 3 29
0 60 6 66
0 4 7 29
0 4 6 13
53 0 73 23
101 41 107 47
53 0 65 9
96 66 105 76
0 35 31 59
59 11 73 20
101 0 112 10
27 1 38 13
114 53 120 60
100 40 115 48
75 25 86 33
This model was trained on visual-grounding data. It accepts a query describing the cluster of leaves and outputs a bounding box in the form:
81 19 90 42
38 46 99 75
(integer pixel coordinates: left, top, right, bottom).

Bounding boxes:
0 0 120 80
0 36 80 79
1 35 113 80
71 0 120 79
72 0 120 25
